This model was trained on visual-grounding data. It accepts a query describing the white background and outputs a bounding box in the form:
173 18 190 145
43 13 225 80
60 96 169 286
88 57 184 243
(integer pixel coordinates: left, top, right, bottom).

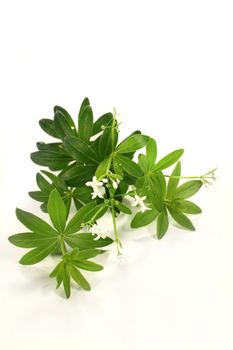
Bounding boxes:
0 1 233 349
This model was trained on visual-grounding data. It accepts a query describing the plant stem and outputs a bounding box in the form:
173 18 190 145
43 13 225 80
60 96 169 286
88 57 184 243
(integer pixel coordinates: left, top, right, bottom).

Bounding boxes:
164 167 217 182
111 108 116 153
111 202 122 255
60 236 67 256
163 175 213 180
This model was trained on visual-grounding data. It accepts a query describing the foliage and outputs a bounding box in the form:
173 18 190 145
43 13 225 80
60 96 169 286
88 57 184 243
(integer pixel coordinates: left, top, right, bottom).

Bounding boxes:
9 98 216 298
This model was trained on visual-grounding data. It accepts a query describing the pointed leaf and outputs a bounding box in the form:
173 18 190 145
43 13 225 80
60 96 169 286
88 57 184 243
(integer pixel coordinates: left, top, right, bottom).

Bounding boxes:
157 208 169 239
146 138 157 165
39 119 59 138
16 208 58 236
62 164 96 186
114 201 132 215
63 136 99 164
116 134 149 154
73 260 103 271
93 113 113 136
54 111 76 139
115 154 143 177
31 151 71 169
36 173 52 192
28 191 48 202
138 154 150 174
69 265 90 291
77 105 93 143
8 233 58 248
95 154 112 180
131 208 158 228
153 149 184 172
63 264 71 298
175 180 203 199
171 199 202 214
70 248 101 260
19 241 59 265
99 121 118 159
65 202 97 235
65 233 113 249
166 161 181 199
47 189 67 233
169 208 195 231
54 105 76 130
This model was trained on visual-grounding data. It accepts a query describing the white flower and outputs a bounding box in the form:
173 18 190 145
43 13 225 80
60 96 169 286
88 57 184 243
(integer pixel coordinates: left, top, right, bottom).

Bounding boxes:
132 194 151 213
97 175 120 190
85 176 105 199
89 224 107 240
111 178 120 189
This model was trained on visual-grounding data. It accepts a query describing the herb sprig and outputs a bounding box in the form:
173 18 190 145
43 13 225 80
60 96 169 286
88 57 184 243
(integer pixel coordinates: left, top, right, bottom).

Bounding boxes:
9 98 216 298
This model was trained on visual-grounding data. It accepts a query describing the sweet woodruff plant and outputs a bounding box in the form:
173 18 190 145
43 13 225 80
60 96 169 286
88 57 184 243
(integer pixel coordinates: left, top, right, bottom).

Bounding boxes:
8 98 216 298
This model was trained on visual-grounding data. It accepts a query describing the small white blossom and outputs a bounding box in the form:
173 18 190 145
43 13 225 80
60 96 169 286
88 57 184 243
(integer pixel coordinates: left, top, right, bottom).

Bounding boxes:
89 224 107 240
132 194 151 213
85 176 105 199
111 178 120 189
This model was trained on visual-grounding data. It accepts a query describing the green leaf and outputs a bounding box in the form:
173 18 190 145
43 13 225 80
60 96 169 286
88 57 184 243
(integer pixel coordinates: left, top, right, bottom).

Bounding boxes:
116 134 149 154
70 248 101 260
144 173 166 212
115 154 143 177
16 208 58 236
54 105 76 130
61 164 96 186
95 154 112 180
31 151 71 169
157 208 169 239
28 191 48 202
99 121 118 159
77 102 93 143
175 180 203 199
114 201 132 215
63 136 99 164
39 119 59 138
146 138 157 165
166 161 181 199
8 233 58 248
54 111 76 139
19 241 59 265
50 260 64 278
36 142 64 153
78 97 90 123
65 202 97 235
72 186 92 209
93 113 113 136
73 260 103 271
153 149 184 172
47 189 67 233
69 265 90 291
84 203 108 223
168 208 195 231
131 208 158 228
171 199 202 214
36 173 52 192
138 154 150 174
113 158 123 177
65 233 113 249
63 264 71 298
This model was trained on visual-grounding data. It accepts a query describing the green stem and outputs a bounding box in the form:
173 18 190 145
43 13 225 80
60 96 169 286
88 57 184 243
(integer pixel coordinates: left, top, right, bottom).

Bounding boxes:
112 108 116 153
60 236 67 256
111 201 122 255
164 167 217 181
163 175 213 180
